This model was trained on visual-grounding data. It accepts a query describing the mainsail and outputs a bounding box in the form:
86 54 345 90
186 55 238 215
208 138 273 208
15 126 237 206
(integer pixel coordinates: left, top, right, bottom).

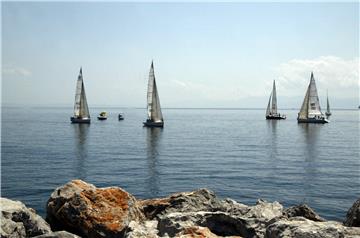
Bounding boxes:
326 91 331 114
298 72 322 119
266 94 271 116
147 62 163 122
73 68 90 119
266 80 278 116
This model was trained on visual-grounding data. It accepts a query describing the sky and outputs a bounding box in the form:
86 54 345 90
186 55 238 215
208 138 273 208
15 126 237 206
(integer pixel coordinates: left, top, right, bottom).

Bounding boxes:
2 2 359 108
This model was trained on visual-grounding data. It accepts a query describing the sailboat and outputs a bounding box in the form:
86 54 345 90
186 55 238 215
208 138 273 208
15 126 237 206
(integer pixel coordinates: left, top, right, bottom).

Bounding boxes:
143 61 164 127
266 80 286 120
325 90 331 117
70 68 91 123
297 72 328 124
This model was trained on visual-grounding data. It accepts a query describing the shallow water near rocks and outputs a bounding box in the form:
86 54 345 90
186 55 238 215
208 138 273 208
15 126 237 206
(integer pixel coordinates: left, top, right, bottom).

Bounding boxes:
1 107 359 220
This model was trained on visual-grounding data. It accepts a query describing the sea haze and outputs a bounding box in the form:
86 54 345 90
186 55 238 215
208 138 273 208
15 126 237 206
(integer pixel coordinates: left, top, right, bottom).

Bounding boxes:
1 107 359 221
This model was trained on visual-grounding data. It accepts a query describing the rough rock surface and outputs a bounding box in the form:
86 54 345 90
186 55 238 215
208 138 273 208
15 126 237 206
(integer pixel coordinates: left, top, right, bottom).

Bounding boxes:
345 198 360 227
283 204 325 222
1 197 52 237
265 217 360 238
13 179 357 238
138 190 282 237
34 231 81 238
175 226 242 238
46 180 144 238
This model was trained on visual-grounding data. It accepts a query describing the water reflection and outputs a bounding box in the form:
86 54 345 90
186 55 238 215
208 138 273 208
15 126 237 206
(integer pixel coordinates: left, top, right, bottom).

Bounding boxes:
298 123 321 204
73 124 90 180
266 120 278 160
146 128 162 197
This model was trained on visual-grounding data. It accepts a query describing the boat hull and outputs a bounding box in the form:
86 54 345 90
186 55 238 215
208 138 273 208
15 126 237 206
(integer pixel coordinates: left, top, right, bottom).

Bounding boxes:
297 117 329 124
71 117 91 124
266 115 286 120
97 117 107 120
143 120 164 128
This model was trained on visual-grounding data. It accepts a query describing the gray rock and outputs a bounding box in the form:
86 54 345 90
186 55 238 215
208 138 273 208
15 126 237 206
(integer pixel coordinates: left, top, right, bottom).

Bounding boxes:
345 198 360 227
125 220 159 238
33 231 81 238
265 217 360 238
283 204 325 222
140 189 282 238
139 189 227 220
1 197 52 237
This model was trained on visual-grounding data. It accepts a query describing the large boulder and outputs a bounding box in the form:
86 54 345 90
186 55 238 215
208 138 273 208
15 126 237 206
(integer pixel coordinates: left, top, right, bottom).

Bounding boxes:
46 180 144 238
139 189 227 219
265 217 360 238
139 190 282 238
0 197 52 237
344 198 360 227
283 204 325 222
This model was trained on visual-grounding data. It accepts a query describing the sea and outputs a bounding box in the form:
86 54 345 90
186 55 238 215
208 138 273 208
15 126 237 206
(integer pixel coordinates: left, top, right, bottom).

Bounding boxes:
1 107 359 221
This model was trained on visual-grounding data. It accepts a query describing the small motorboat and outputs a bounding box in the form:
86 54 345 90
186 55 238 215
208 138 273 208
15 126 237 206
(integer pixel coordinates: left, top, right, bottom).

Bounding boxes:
118 113 124 120
97 111 107 120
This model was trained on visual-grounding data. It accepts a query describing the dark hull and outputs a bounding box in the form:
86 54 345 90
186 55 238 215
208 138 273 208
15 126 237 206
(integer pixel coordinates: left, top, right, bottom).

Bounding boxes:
266 115 286 120
97 117 107 120
143 121 164 127
71 117 91 124
297 118 328 124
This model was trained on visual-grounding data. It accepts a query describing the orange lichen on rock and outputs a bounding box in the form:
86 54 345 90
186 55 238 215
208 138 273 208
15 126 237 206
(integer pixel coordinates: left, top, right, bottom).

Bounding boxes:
46 180 144 237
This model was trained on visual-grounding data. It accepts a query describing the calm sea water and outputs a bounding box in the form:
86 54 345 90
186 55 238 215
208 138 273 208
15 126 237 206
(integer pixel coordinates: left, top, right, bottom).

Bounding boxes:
1 107 359 221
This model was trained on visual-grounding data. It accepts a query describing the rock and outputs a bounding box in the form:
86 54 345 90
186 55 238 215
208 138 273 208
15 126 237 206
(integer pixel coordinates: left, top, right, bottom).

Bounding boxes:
265 217 360 238
1 197 52 237
46 180 144 238
140 189 282 238
345 198 360 227
283 204 325 222
34 231 81 238
125 220 159 238
139 189 226 220
175 226 242 238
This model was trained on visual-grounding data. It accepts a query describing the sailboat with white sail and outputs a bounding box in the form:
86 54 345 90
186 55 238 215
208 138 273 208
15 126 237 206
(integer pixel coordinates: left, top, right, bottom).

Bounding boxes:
325 90 331 117
297 72 328 123
266 80 286 120
143 61 164 127
70 68 91 123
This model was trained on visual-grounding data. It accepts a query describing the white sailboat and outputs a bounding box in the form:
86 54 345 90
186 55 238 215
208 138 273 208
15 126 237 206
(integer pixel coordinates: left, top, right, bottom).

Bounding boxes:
143 61 164 127
325 90 331 117
71 68 91 123
266 80 286 120
297 72 328 123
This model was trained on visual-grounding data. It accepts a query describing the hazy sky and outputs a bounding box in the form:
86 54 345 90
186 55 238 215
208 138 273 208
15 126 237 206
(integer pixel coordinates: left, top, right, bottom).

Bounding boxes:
2 2 359 108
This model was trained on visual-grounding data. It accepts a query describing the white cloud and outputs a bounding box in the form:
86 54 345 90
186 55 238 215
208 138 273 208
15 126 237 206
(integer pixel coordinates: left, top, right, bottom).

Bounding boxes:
2 65 32 77
274 56 359 97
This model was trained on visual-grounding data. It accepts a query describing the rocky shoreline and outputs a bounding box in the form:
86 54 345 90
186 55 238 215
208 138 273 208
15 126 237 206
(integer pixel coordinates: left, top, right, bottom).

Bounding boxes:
1 179 360 238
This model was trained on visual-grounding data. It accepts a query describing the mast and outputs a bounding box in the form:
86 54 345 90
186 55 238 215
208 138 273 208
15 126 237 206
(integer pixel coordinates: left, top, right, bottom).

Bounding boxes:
271 80 277 114
146 61 163 122
307 72 322 117
73 67 90 118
